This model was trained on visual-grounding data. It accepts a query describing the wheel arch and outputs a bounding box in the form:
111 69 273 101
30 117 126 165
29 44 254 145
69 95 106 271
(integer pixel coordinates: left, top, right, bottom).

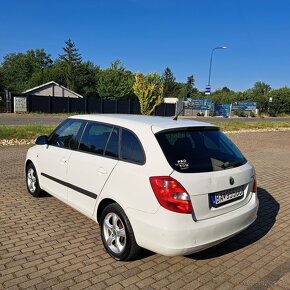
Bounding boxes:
25 159 33 170
96 198 117 223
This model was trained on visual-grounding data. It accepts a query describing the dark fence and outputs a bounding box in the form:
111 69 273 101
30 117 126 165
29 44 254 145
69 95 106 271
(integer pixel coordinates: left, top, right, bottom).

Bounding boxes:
22 95 175 116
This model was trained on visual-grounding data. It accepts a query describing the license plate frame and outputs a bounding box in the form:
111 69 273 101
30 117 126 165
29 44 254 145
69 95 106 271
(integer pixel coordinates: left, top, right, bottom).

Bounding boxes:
210 185 245 208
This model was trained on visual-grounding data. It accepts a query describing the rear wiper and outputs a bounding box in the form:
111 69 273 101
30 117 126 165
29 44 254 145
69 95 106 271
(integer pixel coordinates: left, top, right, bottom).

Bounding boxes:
221 160 243 169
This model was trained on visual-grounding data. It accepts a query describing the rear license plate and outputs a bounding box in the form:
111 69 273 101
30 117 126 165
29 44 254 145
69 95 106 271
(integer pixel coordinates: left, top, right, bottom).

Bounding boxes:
210 186 244 208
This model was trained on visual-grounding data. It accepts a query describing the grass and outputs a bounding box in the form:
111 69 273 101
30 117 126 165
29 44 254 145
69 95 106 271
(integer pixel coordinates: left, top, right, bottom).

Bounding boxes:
212 121 290 132
0 125 55 139
0 121 289 140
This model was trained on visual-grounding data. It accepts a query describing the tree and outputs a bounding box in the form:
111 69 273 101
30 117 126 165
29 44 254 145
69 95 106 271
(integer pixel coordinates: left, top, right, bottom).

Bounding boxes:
162 67 178 98
133 73 164 115
268 87 290 115
251 81 271 95
97 60 134 99
59 39 82 91
0 49 53 92
0 69 5 95
186 75 195 99
210 87 238 104
247 82 272 112
75 61 100 98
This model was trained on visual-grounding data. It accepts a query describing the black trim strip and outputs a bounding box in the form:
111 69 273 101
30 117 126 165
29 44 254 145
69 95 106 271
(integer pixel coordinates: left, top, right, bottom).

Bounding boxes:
41 173 97 199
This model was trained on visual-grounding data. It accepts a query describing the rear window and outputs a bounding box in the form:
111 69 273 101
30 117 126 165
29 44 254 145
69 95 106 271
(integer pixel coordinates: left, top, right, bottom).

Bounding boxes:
155 127 246 173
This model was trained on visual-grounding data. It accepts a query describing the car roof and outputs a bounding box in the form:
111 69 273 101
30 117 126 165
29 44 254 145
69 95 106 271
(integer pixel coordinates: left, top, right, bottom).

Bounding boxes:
69 114 217 133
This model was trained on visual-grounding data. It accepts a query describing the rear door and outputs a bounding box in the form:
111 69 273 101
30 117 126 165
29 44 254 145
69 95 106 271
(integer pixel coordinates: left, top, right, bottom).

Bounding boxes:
66 122 119 216
155 127 255 220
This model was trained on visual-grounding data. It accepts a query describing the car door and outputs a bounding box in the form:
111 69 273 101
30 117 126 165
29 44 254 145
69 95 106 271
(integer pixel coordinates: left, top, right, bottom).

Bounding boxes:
66 122 119 216
38 119 84 202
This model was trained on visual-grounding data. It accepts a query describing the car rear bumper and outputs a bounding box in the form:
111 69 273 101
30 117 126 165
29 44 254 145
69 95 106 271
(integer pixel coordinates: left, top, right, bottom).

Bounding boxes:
126 192 259 256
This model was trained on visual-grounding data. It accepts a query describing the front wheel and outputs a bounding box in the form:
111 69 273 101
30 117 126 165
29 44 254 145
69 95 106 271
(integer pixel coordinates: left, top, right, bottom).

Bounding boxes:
26 163 42 197
100 203 142 261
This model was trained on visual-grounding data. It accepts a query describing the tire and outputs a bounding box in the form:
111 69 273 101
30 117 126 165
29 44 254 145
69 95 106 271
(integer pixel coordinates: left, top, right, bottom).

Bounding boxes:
26 163 42 197
100 203 142 261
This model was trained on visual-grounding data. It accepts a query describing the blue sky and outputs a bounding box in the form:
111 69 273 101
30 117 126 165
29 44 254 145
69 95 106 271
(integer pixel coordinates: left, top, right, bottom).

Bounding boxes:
1 0 289 92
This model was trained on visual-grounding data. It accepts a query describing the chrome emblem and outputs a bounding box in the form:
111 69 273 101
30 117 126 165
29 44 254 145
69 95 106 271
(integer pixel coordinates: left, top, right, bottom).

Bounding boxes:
230 177 235 185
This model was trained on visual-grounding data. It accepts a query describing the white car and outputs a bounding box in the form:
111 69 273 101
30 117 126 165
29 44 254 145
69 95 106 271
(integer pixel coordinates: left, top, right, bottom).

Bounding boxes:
25 114 258 261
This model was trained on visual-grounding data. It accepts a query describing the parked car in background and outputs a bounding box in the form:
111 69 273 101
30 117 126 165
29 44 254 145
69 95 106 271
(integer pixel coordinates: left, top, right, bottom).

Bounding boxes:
25 114 258 260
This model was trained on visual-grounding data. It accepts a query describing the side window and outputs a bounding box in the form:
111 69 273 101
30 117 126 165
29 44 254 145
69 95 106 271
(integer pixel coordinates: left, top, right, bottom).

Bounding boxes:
121 129 145 164
49 119 83 149
105 127 119 158
79 122 113 155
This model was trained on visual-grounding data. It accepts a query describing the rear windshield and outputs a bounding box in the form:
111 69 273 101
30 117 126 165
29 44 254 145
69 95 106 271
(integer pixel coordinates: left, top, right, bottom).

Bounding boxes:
155 127 246 173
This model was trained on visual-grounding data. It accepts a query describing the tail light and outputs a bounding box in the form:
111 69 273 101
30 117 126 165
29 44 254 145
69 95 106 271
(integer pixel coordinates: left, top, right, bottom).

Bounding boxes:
149 176 192 214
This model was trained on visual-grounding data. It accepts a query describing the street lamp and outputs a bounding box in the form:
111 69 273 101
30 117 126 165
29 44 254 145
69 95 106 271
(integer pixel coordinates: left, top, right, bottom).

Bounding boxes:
207 46 227 90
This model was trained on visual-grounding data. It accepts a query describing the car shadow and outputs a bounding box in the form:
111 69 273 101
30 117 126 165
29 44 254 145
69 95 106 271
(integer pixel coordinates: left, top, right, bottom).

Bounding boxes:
187 187 279 260
38 191 52 198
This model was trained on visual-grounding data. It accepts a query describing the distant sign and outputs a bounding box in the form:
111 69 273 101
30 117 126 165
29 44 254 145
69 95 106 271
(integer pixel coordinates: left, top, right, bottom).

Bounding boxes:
205 85 211 95
214 104 231 117
14 96 27 113
185 98 213 110
232 101 256 111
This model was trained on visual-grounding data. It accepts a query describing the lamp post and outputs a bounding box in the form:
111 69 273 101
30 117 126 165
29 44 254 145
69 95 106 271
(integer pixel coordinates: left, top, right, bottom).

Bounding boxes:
207 46 227 92
204 46 227 117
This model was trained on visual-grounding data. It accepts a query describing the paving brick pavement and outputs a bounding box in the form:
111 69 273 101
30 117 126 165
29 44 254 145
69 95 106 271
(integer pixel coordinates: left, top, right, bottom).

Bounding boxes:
0 131 289 290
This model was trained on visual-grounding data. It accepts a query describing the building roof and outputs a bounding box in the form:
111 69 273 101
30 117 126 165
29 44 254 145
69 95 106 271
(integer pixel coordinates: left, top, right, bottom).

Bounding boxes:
22 81 83 98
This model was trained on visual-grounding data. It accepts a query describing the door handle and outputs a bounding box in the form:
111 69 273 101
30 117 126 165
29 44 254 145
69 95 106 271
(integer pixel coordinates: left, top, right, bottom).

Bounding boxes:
97 167 107 174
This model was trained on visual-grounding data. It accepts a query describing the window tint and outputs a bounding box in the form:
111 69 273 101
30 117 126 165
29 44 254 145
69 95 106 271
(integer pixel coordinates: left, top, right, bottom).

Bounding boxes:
79 123 113 155
155 128 246 173
121 129 145 164
105 127 119 158
49 119 83 149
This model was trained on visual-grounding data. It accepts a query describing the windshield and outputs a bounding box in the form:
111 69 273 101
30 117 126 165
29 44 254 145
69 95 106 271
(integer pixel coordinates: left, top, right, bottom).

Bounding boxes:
155 127 246 173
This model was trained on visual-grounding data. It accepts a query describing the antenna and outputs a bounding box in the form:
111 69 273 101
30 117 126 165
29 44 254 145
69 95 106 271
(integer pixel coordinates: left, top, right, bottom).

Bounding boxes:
173 107 185 121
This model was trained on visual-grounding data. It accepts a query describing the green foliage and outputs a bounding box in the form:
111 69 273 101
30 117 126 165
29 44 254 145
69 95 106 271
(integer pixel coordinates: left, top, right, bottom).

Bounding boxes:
268 87 290 115
186 75 195 99
162 67 178 98
97 60 134 100
0 69 5 95
58 39 82 91
234 110 248 117
0 49 53 92
245 82 272 113
176 82 187 99
75 61 100 98
133 73 164 115
210 87 237 104
212 121 290 131
0 125 55 139
27 61 67 88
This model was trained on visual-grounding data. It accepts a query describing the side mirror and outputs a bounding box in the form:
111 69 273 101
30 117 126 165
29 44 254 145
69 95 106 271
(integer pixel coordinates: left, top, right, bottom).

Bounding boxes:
35 135 48 145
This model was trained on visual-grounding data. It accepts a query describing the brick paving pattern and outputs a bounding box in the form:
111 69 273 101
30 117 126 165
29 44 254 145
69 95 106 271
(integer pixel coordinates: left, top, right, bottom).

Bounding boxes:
0 131 289 290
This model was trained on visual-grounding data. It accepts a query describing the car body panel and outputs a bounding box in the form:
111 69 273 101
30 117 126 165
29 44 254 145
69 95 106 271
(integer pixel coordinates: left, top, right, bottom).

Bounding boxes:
170 162 255 220
37 145 72 202
67 150 118 216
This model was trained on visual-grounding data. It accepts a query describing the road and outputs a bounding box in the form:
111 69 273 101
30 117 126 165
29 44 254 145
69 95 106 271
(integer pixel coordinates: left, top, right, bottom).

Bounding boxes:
1 131 289 289
0 113 290 126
